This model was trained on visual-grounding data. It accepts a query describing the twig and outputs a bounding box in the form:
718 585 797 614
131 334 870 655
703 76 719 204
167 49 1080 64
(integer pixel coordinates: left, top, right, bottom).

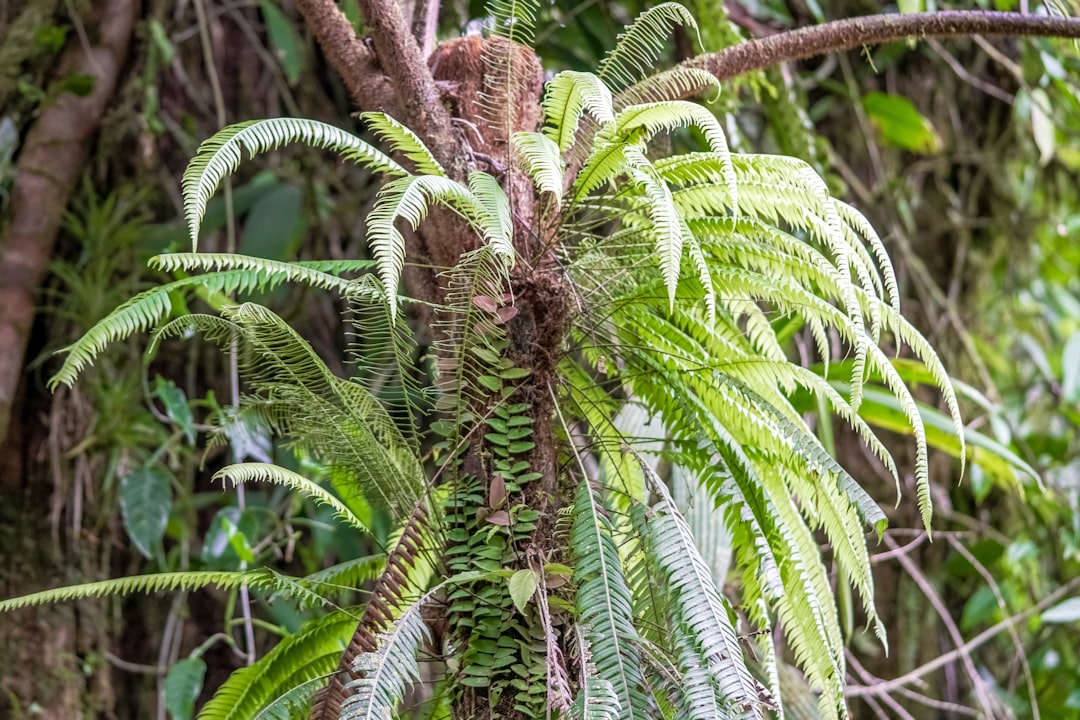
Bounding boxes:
947 536 1040 720
882 534 999 714
846 576 1080 697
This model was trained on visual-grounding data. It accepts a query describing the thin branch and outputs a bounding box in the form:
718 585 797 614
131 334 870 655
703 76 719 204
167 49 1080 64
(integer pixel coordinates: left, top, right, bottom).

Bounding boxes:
673 11 1080 92
292 0 401 116
355 0 464 176
846 576 1080 698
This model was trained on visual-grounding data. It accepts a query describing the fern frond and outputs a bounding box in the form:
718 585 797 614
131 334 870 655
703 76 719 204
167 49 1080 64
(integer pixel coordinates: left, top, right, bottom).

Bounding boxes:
368 174 508 318
616 67 720 110
215 463 369 533
359 112 445 176
542 71 616 153
513 131 565 202
641 467 761 718
339 590 435 720
182 119 405 249
198 609 358 720
148 253 365 296
571 481 651 720
626 161 683 310
0 570 268 612
468 171 515 258
155 306 426 517
597 3 701 91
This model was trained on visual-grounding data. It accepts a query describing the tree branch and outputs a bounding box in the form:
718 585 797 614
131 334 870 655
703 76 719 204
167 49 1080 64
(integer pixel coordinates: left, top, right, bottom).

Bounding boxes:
292 0 401 116
0 0 138 451
356 0 464 176
682 11 1080 88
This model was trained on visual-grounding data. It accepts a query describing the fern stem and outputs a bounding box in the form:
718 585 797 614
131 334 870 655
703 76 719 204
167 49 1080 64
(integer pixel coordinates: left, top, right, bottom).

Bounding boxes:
686 11 1080 86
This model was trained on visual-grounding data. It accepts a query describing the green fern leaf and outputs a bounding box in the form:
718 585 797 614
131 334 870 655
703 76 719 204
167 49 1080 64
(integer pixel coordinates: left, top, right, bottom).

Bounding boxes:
215 463 369 533
338 590 435 720
198 610 358 720
0 570 270 612
542 71 616 153
359 112 445 176
513 131 565 202
597 3 701 91
182 119 405 249
571 481 651 720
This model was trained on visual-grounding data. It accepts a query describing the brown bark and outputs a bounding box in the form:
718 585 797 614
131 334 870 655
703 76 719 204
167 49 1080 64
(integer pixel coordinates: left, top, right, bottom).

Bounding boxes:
0 0 139 448
681 11 1080 91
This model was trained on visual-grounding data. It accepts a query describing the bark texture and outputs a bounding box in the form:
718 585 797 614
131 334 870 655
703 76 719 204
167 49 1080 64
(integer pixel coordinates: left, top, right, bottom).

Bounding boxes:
0 0 139 448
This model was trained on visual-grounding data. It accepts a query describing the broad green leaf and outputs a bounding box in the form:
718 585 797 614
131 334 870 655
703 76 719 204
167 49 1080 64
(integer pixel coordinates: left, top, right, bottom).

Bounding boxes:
508 569 538 613
1042 597 1080 624
1031 88 1055 166
1062 330 1080 402
120 465 173 559
155 376 195 444
165 657 206 720
862 91 941 155
240 182 305 261
259 1 304 85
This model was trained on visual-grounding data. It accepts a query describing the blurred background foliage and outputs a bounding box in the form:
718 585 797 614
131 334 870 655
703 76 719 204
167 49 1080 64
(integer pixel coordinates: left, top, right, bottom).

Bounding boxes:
1 0 1079 717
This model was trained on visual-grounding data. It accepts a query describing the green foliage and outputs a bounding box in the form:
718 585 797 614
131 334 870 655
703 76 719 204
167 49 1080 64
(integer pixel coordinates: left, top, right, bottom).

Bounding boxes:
13 3 1049 720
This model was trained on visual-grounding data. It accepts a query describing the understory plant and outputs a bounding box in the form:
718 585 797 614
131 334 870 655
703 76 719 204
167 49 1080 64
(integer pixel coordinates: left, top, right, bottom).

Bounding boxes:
3 1 1073 718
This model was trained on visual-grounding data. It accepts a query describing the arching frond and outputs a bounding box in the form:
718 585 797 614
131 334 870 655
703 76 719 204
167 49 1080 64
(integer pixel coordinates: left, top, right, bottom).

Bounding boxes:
468 171 515 258
182 119 405 249
542 71 616 153
339 590 435 720
215 463 370 533
513 131 565 201
597 3 701 91
197 610 358 720
359 111 445 176
571 481 651 720
616 67 720 110
367 174 509 318
0 570 270 612
154 305 426 517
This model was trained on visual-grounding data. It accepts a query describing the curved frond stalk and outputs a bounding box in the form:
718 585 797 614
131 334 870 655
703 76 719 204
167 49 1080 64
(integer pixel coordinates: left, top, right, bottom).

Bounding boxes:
182 119 405 249
339 590 436 720
197 610 359 720
542 71 616 153
571 481 650 720
640 466 762 718
0 570 270 612
359 112 445 176
598 3 701 91
513 132 565 202
149 254 368 297
215 463 369 533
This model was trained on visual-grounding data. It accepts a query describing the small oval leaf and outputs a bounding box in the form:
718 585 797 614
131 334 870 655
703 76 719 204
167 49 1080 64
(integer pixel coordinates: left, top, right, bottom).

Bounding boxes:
508 569 538 613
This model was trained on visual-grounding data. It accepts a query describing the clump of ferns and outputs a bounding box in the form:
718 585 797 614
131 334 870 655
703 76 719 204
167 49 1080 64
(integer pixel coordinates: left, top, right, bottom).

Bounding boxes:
0 3 969 720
